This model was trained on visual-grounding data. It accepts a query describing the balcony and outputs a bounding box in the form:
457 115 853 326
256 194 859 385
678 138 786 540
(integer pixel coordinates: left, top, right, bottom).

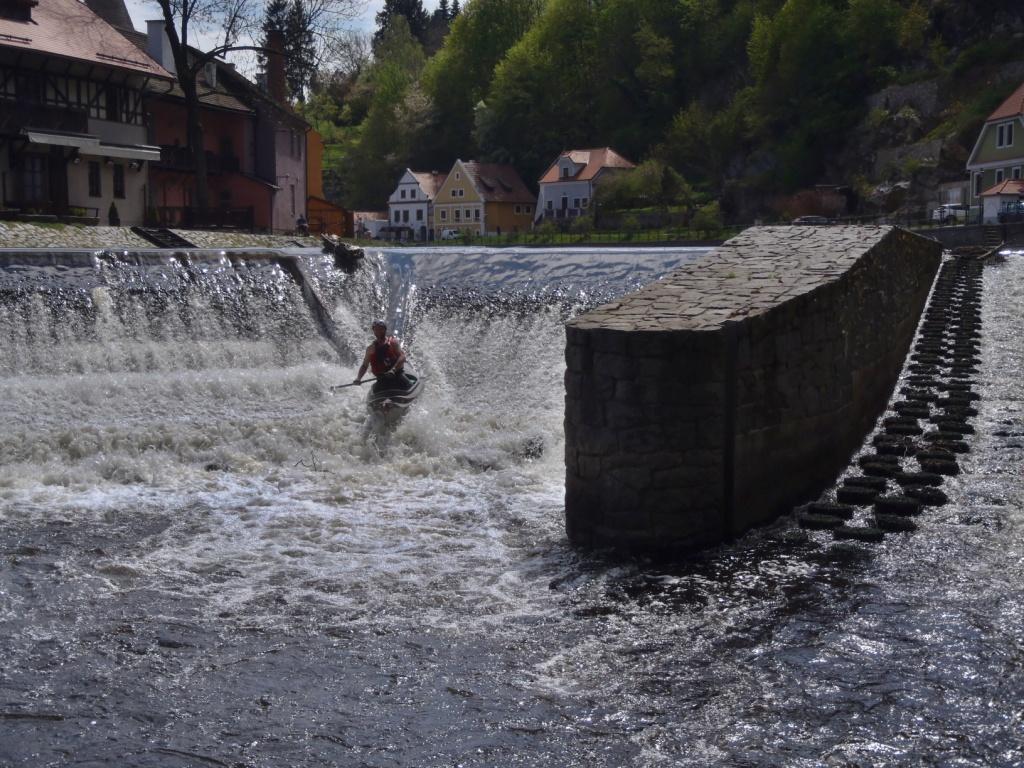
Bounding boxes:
155 147 242 175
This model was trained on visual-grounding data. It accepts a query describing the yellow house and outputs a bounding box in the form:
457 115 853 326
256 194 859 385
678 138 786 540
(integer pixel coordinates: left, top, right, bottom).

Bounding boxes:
433 159 535 236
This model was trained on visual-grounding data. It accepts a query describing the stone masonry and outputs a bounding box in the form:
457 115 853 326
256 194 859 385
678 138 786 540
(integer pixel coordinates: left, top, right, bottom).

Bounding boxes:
565 226 942 554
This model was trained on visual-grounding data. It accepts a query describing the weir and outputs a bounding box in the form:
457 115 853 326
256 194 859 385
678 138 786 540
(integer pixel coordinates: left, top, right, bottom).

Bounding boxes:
564 226 943 554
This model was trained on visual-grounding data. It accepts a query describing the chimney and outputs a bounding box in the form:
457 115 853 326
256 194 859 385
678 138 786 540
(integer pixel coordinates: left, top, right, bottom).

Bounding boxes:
266 29 287 103
146 20 176 74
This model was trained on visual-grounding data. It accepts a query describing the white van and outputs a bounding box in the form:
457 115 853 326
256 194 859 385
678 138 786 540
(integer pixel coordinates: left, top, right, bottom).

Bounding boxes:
439 228 462 240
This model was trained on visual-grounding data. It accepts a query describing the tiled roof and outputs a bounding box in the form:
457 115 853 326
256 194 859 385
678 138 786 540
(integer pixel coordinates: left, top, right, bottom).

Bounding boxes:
538 147 636 184
0 0 170 78
148 77 254 114
411 170 446 200
988 81 1024 122
462 162 534 203
979 179 1024 197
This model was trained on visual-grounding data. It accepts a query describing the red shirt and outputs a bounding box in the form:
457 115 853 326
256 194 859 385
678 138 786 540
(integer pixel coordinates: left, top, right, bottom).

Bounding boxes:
370 337 402 375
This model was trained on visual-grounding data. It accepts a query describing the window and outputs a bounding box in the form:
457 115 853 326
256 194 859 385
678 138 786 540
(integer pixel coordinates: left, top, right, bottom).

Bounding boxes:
401 189 406 199
22 155 45 201
416 209 423 221
455 172 460 180
561 166 569 179
464 208 471 219
974 172 983 197
440 210 447 220
454 209 461 221
474 209 480 220
458 189 464 197
1014 166 1022 180
88 161 101 197
451 189 458 198
394 210 400 222
514 205 521 214
996 168 1005 183
409 189 416 199
525 205 531 213
997 121 1014 148
290 184 295 215
113 164 125 199
402 210 409 223
573 198 580 208
581 198 589 208
104 86 121 122
546 200 553 211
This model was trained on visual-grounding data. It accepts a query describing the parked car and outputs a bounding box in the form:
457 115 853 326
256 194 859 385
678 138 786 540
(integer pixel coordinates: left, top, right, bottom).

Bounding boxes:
931 204 969 224
998 200 1024 223
791 215 830 225
439 228 462 240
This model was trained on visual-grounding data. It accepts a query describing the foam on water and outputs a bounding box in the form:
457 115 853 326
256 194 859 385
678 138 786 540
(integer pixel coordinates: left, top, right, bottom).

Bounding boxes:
0 245 701 633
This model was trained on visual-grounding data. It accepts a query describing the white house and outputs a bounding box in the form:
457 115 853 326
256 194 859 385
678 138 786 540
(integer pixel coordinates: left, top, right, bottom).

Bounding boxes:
965 80 1024 222
387 169 445 241
535 147 635 222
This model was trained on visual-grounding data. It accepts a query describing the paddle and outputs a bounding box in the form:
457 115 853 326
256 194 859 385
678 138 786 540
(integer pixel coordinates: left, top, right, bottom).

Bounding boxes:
330 379 375 391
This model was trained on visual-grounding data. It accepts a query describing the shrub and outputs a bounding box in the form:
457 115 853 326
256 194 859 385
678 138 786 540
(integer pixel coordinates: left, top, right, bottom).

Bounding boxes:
691 201 723 235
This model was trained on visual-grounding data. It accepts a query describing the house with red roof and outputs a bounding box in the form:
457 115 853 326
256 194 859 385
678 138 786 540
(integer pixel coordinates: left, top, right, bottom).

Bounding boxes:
432 160 534 236
387 168 446 240
0 0 172 224
535 147 635 223
966 81 1024 222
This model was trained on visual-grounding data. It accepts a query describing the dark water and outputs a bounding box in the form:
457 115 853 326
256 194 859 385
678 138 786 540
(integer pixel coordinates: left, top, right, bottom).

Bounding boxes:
0 247 1021 767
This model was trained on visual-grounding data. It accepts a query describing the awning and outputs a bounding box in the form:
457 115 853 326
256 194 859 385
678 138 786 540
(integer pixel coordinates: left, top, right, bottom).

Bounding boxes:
24 130 100 149
93 142 162 162
22 130 161 162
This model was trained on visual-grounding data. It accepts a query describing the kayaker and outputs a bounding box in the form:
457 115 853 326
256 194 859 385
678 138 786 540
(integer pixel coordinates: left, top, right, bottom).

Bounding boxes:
354 319 410 389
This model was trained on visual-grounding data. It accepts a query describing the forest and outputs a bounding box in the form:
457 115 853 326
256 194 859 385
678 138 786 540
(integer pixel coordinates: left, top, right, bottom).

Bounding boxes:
278 0 1023 220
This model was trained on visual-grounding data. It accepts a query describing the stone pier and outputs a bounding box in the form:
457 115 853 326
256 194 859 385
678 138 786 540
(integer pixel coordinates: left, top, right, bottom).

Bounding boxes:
564 226 942 554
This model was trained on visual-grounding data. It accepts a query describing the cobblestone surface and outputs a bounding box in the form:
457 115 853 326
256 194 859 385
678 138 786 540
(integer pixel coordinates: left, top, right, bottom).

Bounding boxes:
570 226 896 332
0 222 322 250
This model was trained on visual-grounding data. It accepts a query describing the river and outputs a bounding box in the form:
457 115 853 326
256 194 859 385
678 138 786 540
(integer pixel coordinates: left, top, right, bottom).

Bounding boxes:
0 245 1020 767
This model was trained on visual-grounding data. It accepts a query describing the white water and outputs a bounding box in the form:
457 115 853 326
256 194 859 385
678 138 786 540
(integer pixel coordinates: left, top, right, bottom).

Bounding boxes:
0 246 702 631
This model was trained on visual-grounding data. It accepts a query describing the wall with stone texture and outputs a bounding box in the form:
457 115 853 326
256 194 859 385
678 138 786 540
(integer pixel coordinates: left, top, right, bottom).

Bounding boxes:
564 226 942 554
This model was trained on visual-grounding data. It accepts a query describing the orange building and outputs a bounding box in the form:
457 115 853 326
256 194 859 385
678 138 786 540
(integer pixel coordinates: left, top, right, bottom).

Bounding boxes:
306 129 351 236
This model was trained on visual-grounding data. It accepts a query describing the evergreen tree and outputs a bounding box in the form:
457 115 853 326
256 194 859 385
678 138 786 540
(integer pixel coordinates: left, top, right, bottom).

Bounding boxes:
438 0 450 19
259 0 290 70
285 0 317 101
374 0 429 48
450 0 460 19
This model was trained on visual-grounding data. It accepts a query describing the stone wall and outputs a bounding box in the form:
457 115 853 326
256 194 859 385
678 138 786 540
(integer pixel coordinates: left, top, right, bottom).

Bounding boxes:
565 226 942 554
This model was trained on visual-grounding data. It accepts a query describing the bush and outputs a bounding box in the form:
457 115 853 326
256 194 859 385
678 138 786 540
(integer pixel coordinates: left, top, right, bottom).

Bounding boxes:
569 215 593 237
691 201 723 235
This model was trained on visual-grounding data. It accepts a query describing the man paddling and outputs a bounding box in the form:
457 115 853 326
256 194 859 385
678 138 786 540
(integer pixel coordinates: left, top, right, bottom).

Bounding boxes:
354 319 410 390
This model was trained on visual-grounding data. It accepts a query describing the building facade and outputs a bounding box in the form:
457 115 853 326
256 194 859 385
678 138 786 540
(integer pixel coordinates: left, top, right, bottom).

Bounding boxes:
0 0 171 225
966 81 1024 222
433 159 534 236
536 147 635 222
387 169 445 240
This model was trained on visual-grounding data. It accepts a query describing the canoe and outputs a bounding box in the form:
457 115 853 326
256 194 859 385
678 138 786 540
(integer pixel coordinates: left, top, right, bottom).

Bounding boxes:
367 373 422 416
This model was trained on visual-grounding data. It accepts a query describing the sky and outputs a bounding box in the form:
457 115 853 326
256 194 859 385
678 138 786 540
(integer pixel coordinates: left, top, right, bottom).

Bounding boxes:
125 0 444 37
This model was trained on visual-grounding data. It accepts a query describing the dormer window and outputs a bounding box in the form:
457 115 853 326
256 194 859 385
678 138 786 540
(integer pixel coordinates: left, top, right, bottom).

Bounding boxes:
997 121 1015 148
561 166 569 179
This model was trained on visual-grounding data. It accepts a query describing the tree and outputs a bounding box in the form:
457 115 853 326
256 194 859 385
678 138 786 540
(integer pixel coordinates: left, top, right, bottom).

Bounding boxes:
146 0 357 212
373 0 429 48
285 0 317 100
421 0 544 161
259 0 290 72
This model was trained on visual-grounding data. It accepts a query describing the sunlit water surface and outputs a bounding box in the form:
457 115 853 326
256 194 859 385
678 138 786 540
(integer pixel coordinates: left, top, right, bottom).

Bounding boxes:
0 246 1020 767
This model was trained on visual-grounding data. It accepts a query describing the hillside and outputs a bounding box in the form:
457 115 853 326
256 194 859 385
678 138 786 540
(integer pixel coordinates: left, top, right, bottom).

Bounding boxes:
301 0 1024 222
